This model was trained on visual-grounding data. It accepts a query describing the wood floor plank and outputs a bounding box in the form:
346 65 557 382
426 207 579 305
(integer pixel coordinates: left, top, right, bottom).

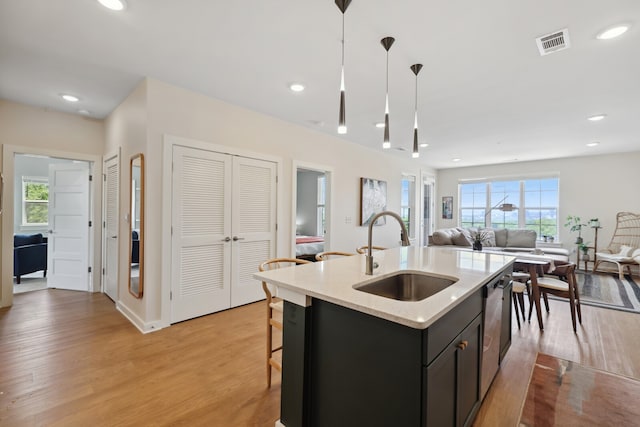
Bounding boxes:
2 289 639 426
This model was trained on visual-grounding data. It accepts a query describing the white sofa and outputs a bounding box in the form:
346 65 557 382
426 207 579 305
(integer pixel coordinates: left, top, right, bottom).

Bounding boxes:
430 227 570 262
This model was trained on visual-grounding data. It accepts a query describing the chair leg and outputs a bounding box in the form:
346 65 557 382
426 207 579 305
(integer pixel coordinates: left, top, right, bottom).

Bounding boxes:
44 270 47 278
512 293 521 329
568 292 577 333
542 292 550 312
16 276 21 284
517 292 526 321
266 307 273 388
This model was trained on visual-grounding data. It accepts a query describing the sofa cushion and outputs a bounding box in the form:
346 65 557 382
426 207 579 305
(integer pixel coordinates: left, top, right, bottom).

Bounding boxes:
451 232 472 246
506 229 536 248
14 233 44 247
493 228 508 247
432 229 454 245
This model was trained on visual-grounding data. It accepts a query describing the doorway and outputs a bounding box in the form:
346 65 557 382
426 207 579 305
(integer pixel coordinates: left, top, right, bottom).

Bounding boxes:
420 172 435 246
1 145 101 308
294 164 332 261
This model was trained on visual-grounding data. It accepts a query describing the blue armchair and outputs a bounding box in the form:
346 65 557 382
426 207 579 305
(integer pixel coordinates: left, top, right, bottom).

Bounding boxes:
14 233 48 284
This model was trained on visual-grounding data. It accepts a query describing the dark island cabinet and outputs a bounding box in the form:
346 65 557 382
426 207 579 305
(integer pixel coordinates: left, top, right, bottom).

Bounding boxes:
280 288 486 427
424 314 482 427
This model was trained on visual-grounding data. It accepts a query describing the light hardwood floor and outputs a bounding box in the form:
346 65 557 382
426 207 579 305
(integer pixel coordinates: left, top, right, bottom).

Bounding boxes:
1 289 639 426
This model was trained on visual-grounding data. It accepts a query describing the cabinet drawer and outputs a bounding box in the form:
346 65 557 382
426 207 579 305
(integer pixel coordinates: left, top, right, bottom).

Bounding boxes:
424 289 482 365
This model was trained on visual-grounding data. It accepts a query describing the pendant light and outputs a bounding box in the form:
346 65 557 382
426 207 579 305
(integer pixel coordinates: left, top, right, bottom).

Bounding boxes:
410 63 423 158
381 37 395 149
335 0 352 134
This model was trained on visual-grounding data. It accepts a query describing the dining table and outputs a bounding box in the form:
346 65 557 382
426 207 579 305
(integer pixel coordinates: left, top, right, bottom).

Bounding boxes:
513 257 552 331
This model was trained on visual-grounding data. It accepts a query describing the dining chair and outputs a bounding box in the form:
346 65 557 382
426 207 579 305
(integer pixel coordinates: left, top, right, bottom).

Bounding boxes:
355 245 387 254
258 257 312 387
315 251 356 261
533 263 582 333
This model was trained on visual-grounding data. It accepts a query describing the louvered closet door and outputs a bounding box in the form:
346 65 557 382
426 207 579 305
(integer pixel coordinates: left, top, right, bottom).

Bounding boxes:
230 156 277 307
104 157 119 301
171 146 232 323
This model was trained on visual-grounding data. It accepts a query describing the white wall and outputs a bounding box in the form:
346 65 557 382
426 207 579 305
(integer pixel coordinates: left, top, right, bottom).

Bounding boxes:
0 100 104 307
436 152 640 255
103 81 148 323
107 78 435 326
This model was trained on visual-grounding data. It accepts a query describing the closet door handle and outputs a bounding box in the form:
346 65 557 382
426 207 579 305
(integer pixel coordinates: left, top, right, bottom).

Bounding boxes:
233 236 245 241
222 237 231 242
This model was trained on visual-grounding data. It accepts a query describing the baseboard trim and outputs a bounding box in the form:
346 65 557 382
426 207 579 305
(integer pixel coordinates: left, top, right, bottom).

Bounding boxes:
116 301 164 334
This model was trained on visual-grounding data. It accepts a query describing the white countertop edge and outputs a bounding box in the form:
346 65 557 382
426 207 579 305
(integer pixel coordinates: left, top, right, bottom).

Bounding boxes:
254 247 516 329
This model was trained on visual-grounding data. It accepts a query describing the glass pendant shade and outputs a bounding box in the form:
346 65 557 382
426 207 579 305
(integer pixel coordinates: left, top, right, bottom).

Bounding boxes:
381 36 395 149
410 63 423 158
336 0 352 134
338 67 347 134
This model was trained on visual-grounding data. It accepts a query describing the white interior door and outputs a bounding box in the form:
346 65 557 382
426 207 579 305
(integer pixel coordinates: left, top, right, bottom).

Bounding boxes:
103 156 119 301
47 162 90 291
230 156 276 307
171 146 232 323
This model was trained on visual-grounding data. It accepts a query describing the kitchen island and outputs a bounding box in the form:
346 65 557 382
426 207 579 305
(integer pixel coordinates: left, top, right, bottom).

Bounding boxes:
254 246 515 427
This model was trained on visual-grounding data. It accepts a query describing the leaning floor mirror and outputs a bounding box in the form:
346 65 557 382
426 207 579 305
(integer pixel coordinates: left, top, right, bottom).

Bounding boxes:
129 153 144 298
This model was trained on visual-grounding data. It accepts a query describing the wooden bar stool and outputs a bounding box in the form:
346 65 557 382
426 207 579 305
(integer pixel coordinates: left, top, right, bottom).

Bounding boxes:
258 258 311 387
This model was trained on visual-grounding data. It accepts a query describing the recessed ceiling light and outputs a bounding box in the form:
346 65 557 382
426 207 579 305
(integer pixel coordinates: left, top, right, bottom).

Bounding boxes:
452 158 461 162
97 0 127 11
61 94 80 102
78 109 91 115
375 122 385 128
420 143 428 147
587 114 607 121
289 83 305 92
586 142 600 147
597 25 629 40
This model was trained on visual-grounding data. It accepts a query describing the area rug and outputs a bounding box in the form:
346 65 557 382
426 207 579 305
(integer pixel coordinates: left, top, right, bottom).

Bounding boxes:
573 272 640 313
519 353 640 426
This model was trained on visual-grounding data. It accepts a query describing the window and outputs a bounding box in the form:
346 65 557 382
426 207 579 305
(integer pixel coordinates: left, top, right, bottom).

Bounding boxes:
401 175 416 239
460 183 487 228
459 177 559 239
22 177 49 225
317 175 326 236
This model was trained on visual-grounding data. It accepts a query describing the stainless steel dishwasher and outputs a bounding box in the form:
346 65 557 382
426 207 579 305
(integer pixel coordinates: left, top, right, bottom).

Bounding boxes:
481 277 503 399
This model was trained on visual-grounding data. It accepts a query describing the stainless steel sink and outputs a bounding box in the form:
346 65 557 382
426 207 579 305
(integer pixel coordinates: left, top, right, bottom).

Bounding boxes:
354 272 458 301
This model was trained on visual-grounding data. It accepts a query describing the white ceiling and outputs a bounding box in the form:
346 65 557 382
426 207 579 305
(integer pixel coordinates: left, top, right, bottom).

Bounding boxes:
1 0 639 169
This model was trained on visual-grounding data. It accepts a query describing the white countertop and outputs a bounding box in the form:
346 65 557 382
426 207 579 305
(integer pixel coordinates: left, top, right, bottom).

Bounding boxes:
253 246 515 329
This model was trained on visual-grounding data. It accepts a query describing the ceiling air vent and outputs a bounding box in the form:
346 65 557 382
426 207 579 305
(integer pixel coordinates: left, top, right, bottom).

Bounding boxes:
536 29 571 56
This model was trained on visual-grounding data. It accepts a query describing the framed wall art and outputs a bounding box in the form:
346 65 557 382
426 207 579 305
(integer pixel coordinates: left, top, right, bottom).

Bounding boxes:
442 196 453 219
360 177 387 226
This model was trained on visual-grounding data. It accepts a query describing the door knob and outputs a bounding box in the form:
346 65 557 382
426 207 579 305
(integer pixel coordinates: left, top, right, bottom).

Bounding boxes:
233 236 245 241
222 237 231 242
111 235 117 239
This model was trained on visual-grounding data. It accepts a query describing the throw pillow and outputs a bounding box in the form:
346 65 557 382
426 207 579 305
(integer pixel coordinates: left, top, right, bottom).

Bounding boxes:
480 229 497 247
432 230 453 245
451 232 472 246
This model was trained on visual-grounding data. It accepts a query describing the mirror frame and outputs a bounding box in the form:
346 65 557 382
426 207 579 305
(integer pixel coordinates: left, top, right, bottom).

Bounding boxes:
129 153 144 298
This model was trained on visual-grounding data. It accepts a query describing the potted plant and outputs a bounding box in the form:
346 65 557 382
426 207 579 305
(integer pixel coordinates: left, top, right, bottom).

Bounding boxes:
472 230 490 251
578 242 590 261
564 215 586 244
